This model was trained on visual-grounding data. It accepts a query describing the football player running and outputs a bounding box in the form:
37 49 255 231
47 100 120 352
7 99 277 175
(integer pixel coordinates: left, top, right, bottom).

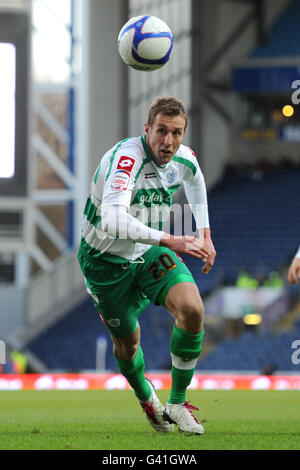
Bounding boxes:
78 97 216 434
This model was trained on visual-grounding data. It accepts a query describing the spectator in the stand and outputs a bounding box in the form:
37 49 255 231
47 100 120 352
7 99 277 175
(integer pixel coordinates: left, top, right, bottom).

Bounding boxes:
288 245 300 284
263 271 284 288
2 350 27 374
236 270 258 289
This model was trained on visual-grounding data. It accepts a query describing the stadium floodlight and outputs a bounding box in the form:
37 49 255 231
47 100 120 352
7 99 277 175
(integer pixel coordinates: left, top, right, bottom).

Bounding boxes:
0 43 16 179
0 11 29 197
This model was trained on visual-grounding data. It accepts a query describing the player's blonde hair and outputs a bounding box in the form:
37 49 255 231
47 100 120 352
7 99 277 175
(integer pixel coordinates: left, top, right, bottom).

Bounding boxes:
147 97 188 131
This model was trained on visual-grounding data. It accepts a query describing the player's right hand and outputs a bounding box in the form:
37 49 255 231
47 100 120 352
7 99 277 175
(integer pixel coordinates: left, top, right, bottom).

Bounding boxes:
159 234 210 261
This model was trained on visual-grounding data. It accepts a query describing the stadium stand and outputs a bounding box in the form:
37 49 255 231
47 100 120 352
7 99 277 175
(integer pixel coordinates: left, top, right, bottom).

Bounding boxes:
26 162 300 372
197 325 300 373
27 298 174 372
184 161 300 290
251 0 300 58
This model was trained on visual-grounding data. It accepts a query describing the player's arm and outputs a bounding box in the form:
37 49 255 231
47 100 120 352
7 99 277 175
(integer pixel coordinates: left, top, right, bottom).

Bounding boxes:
102 204 164 245
288 245 300 284
159 232 213 261
100 154 165 245
160 167 216 266
100 152 216 261
181 159 216 273
102 196 213 257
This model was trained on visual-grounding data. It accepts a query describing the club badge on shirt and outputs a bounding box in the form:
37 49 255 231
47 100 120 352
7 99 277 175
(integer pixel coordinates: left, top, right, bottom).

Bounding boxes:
167 169 176 184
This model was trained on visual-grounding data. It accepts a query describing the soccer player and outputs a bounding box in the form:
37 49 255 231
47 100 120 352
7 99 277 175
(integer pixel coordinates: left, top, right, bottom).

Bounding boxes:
288 245 300 284
78 97 216 435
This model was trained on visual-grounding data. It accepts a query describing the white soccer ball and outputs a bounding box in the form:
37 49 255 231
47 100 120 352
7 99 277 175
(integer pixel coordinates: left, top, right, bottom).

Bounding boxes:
117 15 174 72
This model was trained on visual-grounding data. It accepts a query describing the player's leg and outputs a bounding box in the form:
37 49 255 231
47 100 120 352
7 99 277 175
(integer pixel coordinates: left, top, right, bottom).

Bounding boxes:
111 323 152 402
136 246 205 434
78 252 173 433
112 323 174 433
164 282 204 401
137 247 205 395
162 282 205 434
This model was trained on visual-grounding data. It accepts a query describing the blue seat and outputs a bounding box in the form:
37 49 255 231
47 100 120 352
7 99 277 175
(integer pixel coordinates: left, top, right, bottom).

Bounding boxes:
26 165 300 371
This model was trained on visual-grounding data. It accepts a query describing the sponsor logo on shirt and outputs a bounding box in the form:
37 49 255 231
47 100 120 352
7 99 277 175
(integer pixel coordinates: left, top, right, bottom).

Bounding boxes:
132 186 180 207
111 170 130 190
139 193 171 204
117 156 135 172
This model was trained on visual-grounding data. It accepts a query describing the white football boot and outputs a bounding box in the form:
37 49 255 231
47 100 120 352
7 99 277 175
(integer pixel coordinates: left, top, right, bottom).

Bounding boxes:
140 378 174 433
164 401 204 435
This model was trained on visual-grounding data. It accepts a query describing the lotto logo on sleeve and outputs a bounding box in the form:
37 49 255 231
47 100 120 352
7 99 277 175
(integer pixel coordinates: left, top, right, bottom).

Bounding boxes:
117 156 135 172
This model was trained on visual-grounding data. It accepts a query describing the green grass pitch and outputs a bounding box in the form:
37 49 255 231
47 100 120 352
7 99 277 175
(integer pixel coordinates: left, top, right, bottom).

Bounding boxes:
0 389 299 450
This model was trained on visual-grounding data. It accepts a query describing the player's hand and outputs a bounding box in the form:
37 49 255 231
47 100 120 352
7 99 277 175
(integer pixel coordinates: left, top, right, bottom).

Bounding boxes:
159 233 216 272
200 236 217 275
288 258 300 284
160 234 208 258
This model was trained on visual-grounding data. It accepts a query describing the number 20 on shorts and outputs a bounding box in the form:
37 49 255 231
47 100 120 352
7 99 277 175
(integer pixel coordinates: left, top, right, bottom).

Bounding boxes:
148 253 177 280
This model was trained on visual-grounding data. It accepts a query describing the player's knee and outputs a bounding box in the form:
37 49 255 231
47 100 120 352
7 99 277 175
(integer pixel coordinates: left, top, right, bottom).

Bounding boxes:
113 341 139 361
125 343 139 360
179 300 204 333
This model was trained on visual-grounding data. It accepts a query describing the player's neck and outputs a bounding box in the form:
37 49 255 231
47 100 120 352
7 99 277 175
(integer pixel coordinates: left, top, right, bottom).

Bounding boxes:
142 134 167 169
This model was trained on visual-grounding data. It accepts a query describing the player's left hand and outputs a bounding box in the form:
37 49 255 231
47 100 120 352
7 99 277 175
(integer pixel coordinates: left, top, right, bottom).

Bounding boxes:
288 258 300 284
198 229 216 274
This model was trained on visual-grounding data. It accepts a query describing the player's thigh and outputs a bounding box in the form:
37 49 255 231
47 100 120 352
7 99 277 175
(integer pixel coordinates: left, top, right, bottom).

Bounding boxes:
165 281 203 314
164 281 204 332
80 257 149 338
137 246 196 306
89 280 149 338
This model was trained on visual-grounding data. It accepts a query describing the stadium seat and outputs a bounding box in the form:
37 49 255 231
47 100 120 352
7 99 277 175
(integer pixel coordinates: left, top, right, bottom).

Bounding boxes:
27 164 300 371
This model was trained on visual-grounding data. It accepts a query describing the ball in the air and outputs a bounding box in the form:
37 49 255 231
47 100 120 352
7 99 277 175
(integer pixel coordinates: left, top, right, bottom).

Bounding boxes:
117 15 174 72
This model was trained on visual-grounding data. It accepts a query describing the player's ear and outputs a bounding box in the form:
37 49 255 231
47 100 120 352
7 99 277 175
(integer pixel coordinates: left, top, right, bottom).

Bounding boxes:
144 122 149 134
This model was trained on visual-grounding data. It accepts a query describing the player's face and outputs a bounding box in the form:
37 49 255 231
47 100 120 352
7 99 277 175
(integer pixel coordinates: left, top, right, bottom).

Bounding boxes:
145 113 186 166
